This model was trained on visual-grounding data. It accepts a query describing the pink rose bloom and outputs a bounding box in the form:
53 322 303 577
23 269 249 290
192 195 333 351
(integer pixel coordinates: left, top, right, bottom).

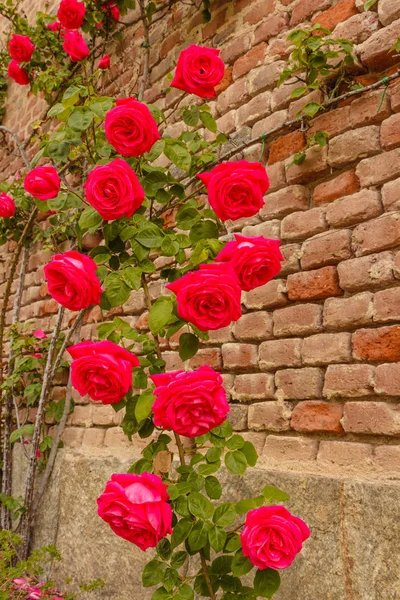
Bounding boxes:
97 473 172 550
13 578 30 590
63 30 89 62
166 263 242 331
36 449 42 458
8 34 35 63
31 353 42 358
67 340 139 404
57 0 86 29
27 588 42 600
171 45 224 99
241 506 310 570
47 20 62 31
197 161 270 222
44 250 102 311
83 158 144 220
24 166 60 200
33 329 47 339
150 365 229 437
0 192 16 217
105 98 160 157
98 54 110 69
109 3 120 20
7 60 29 85
216 234 283 292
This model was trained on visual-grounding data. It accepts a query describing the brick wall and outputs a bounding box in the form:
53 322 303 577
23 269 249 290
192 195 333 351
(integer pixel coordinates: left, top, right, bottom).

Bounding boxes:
1 0 400 483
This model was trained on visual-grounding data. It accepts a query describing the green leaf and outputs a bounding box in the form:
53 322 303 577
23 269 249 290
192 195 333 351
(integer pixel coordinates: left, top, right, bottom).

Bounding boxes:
78 206 103 231
47 140 71 163
178 333 199 361
136 225 164 248
290 86 308 99
189 220 219 243
213 502 236 527
142 560 167 587
10 424 34 444
206 447 222 463
236 498 258 514
231 551 253 577
157 538 172 560
262 485 290 503
152 587 171 600
225 451 247 475
128 458 152 474
182 106 200 127
89 98 113 118
302 102 322 118
312 130 329 147
148 297 174 335
208 525 227 552
253 569 280 598
364 0 377 9
171 551 187 569
226 434 245 450
62 85 81 107
145 139 165 162
188 491 214 520
293 151 306 165
205 476 222 500
68 109 94 132
241 441 258 467
121 266 142 290
200 111 217 133
105 273 131 307
164 143 191 171
187 520 210 552
176 584 194 600
163 568 179 592
212 422 232 438
135 390 154 422
197 461 221 476
142 170 168 194
171 518 193 548
225 533 241 552
161 236 180 257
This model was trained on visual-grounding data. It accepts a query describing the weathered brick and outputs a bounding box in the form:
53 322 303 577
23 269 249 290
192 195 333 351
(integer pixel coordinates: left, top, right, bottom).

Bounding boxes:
249 61 286 96
356 148 400 187
244 279 288 310
326 190 382 228
287 266 343 301
323 364 375 398
288 90 323 120
301 230 352 270
248 401 291 432
237 91 271 126
312 0 358 29
217 110 237 134
241 220 280 239
216 78 250 113
275 367 324 400
374 362 400 396
254 12 289 44
82 428 105 447
233 43 267 80
352 213 400 257
259 338 302 370
302 332 352 366
374 287 400 323
308 106 351 138
261 186 309 220
290 0 332 26
92 404 121 426
317 441 373 469
313 170 360 206
244 0 275 24
324 292 374 330
202 8 227 40
281 207 326 241
264 160 286 192
70 405 93 427
378 0 400 25
390 82 400 113
189 348 222 370
260 435 318 464
343 402 400 435
291 401 344 433
268 131 306 165
357 18 400 70
61 427 84 448
338 251 395 292
332 11 379 44
286 146 329 185
327 125 380 167
228 404 248 430
353 326 400 362
220 35 251 64
273 304 322 337
241 431 266 455
222 343 258 370
349 90 392 128
381 113 400 150
271 81 300 112
232 373 275 401
160 31 181 59
252 109 288 140
382 177 400 212
375 445 400 473
232 311 273 341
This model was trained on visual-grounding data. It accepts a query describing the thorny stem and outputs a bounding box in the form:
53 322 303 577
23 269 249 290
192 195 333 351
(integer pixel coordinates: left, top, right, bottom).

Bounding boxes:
49 308 85 381
138 0 150 102
0 126 31 171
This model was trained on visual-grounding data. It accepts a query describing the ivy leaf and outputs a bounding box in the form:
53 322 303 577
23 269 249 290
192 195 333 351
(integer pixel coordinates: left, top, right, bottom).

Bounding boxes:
225 451 247 475
142 560 167 587
10 424 34 444
364 0 377 9
253 569 281 598
302 101 323 118
188 491 214 520
178 333 199 361
148 297 174 335
213 502 236 527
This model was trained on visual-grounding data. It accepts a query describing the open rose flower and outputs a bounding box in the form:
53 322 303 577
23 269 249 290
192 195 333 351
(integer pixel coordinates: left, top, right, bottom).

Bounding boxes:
57 0 86 29
47 20 62 31
171 44 224 98
7 60 29 85
44 250 101 311
150 366 229 437
63 30 89 62
166 263 241 331
33 329 47 339
8 34 35 63
24 166 60 200
68 340 139 404
98 54 110 69
105 98 160 157
216 234 283 291
97 473 172 550
0 192 16 217
241 506 310 570
84 158 144 220
197 161 270 222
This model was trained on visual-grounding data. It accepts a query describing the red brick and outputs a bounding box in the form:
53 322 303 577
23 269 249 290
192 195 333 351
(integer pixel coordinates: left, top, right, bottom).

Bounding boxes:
302 332 352 366
326 190 382 228
222 343 258 370
357 18 400 70
338 251 396 293
261 185 310 220
290 0 332 26
308 106 351 139
275 367 324 400
286 146 329 185
291 401 344 433
215 66 233 94
254 13 289 44
248 402 291 432
233 0 253 13
281 207 326 241
259 338 302 370
246 0 275 23
273 304 322 337
220 35 251 65
233 43 266 80
350 90 392 128
261 435 318 464
374 362 400 396
232 311 273 341
244 279 288 310
356 148 400 187
312 0 357 29
374 287 400 323
390 83 400 113
189 348 222 370
327 125 380 168
232 373 275 401
288 90 323 120
300 229 352 270
382 177 400 212
317 441 373 469
237 91 271 127
287 266 343 301
381 113 400 150
353 326 400 362
202 9 227 40
323 364 375 398
343 402 400 435
160 31 181 59
268 131 306 165
313 170 360 206
324 292 374 330
352 213 400 257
